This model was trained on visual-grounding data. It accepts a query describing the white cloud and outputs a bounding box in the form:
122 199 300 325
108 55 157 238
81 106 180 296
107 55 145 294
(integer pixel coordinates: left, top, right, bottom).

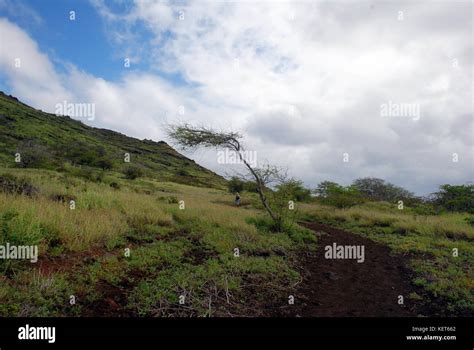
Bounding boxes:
0 0 473 195
0 18 72 108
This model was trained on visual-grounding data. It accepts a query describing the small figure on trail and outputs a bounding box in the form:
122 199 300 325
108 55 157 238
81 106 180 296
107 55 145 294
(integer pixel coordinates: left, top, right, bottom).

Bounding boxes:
235 192 241 206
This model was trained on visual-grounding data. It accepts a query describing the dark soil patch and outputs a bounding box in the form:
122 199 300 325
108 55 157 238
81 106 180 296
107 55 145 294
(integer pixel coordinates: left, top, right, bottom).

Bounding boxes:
45 232 219 316
36 247 112 275
276 221 422 317
82 280 133 317
183 245 218 265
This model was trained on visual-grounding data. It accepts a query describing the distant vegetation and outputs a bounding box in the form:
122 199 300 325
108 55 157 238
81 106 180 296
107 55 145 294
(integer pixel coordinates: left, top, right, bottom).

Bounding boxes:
227 176 258 194
432 184 474 214
230 173 474 216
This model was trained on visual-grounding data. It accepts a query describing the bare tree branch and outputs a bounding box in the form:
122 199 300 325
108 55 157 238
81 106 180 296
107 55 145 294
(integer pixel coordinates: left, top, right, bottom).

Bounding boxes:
166 123 278 223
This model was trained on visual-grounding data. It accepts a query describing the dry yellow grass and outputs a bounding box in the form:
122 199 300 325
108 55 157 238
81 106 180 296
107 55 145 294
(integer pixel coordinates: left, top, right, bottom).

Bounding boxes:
300 202 474 241
0 174 263 252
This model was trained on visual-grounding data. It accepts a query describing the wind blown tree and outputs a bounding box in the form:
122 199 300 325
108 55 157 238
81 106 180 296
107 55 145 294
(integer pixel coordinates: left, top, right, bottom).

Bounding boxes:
167 123 292 231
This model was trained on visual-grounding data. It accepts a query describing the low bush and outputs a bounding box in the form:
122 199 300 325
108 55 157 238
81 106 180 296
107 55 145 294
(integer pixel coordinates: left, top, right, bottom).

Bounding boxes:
158 196 179 204
109 182 120 190
0 174 38 197
123 166 143 180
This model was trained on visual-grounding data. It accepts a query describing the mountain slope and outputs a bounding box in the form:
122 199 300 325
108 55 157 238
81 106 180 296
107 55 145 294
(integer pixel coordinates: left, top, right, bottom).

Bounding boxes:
0 92 226 188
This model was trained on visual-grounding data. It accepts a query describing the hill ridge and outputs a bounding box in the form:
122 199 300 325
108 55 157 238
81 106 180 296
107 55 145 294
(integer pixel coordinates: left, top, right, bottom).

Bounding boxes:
0 91 225 188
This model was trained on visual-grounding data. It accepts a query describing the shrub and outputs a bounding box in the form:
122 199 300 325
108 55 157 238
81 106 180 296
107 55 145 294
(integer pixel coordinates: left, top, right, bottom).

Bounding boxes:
228 176 244 193
465 216 474 227
49 193 77 203
177 169 189 176
275 179 311 202
63 141 109 169
242 181 258 193
157 196 179 204
228 176 258 193
158 196 178 204
411 203 438 216
432 184 474 213
0 174 38 197
318 183 365 209
246 216 315 245
95 158 113 170
109 182 120 190
123 166 143 180
15 141 54 169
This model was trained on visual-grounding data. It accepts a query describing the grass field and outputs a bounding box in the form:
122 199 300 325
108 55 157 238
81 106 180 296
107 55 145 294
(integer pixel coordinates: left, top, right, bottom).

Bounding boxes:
0 168 314 316
0 167 472 316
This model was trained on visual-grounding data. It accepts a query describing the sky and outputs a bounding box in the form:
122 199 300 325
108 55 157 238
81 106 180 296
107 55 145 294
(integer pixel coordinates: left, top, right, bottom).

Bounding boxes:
0 0 472 196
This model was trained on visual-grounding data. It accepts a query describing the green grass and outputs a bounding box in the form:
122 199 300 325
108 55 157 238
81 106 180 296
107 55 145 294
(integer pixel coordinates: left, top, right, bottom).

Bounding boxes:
0 168 313 316
0 92 226 189
1 166 472 316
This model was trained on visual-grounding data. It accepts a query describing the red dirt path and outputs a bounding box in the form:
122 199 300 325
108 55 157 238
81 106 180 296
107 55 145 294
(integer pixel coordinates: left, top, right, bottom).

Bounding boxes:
280 222 420 317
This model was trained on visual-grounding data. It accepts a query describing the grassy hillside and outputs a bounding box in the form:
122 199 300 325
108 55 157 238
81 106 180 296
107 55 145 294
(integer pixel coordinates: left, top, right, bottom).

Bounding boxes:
0 91 225 189
0 92 315 316
0 168 313 316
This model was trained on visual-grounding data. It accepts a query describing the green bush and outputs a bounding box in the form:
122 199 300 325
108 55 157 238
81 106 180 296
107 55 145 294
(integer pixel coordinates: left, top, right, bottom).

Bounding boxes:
0 174 38 197
317 183 365 209
15 141 55 169
275 179 311 202
411 203 438 215
0 210 44 246
227 176 258 193
95 158 113 170
158 196 179 204
176 169 189 176
464 216 474 227
123 166 143 180
432 184 474 213
109 182 120 190
228 176 244 193
246 216 315 246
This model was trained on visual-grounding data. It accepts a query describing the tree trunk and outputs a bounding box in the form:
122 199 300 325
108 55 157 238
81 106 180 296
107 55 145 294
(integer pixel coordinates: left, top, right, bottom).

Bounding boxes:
236 150 278 223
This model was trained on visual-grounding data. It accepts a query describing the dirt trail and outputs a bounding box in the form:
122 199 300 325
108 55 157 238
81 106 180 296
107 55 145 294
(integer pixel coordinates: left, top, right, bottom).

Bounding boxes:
283 222 419 317
33 222 421 317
